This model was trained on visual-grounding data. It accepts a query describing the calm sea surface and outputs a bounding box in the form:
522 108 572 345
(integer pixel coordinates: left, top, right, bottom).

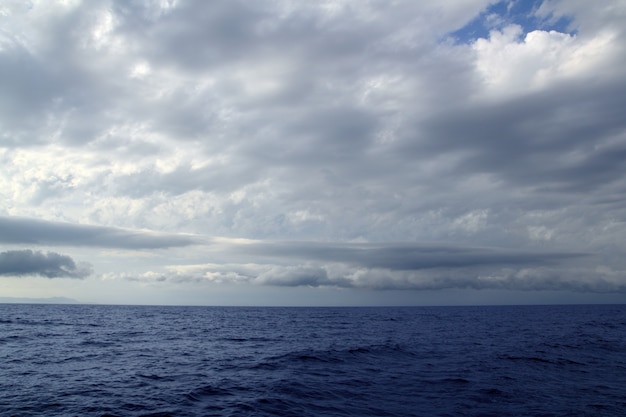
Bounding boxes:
1 304 625 416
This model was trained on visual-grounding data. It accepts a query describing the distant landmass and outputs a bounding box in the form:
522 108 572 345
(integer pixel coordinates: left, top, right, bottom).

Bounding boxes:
0 296 80 304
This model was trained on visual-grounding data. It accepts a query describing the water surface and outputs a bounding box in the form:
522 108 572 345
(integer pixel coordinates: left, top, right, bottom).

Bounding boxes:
1 304 624 416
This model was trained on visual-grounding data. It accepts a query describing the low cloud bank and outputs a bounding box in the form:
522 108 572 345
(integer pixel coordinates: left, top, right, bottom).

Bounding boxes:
122 262 626 293
0 249 92 279
114 240 625 293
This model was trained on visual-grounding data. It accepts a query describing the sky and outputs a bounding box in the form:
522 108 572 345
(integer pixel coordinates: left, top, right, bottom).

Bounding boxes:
1 0 626 306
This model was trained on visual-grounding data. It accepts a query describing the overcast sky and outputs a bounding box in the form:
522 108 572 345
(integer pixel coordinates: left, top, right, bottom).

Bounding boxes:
1 0 626 306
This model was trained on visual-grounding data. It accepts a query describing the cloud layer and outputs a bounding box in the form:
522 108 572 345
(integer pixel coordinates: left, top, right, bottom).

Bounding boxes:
128 259 626 294
1 0 625 303
117 240 621 294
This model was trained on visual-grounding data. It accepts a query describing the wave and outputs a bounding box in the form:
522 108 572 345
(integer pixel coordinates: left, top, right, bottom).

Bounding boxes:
2 304 625 417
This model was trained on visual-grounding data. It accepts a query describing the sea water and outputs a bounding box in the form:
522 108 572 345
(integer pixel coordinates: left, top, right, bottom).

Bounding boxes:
1 304 625 416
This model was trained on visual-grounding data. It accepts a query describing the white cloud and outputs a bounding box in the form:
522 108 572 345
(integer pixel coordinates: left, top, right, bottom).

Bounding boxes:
472 24 621 98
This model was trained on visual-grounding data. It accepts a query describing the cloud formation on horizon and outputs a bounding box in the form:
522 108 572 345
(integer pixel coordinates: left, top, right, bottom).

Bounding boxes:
124 261 626 294
110 240 626 294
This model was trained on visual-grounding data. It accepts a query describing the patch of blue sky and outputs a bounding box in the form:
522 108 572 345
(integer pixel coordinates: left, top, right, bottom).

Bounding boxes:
449 0 575 44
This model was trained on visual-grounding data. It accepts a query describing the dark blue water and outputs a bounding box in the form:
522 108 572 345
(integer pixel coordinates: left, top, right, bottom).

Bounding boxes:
1 304 625 416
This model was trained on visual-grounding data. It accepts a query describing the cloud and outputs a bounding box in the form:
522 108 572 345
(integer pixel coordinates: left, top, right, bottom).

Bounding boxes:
334 266 626 293
0 249 92 279
3 1 624 242
255 265 339 287
0 216 203 249
228 240 587 270
1 1 626 303
406 77 626 198
124 261 626 294
113 240 619 294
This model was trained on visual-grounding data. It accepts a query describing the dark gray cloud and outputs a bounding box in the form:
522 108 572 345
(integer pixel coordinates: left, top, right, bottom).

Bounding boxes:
407 79 626 196
0 249 91 279
0 217 202 249
0 42 63 147
230 240 587 271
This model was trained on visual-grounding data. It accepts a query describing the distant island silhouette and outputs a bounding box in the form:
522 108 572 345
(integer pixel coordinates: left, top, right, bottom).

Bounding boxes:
0 296 80 304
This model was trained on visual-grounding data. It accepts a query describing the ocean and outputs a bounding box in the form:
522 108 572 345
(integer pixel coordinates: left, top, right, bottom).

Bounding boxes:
0 304 624 416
